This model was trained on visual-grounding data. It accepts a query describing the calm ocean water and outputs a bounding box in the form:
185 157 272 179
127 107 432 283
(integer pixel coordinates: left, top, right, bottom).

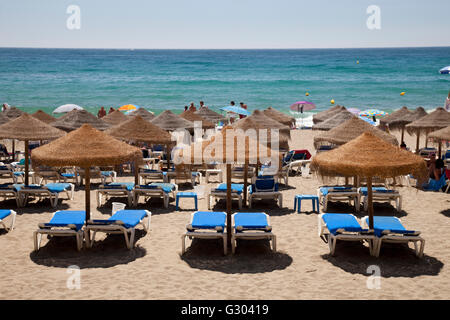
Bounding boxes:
0 47 449 117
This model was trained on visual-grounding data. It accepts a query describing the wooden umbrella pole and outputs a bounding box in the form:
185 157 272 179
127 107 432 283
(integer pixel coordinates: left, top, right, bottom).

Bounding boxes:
367 176 374 230
401 127 405 143
12 139 15 162
416 131 420 153
438 141 442 159
226 163 232 245
24 140 29 186
134 159 139 185
167 144 171 171
243 159 248 205
85 167 91 221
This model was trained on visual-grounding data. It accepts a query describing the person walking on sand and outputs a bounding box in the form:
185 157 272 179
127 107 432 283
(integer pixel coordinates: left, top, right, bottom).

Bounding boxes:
188 102 197 111
199 101 206 109
239 102 248 119
97 106 106 118
445 91 450 112
108 107 115 114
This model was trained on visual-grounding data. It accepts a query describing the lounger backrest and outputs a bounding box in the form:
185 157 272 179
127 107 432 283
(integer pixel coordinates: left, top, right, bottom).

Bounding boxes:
233 212 271 231
321 213 364 235
253 178 277 192
364 216 418 237
190 211 226 231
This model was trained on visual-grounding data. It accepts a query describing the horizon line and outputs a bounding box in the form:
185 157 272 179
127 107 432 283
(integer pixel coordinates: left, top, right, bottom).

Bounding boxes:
1 45 450 50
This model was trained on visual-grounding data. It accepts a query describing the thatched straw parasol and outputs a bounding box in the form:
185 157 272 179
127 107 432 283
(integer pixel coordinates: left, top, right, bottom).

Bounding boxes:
51 109 111 131
243 110 291 139
0 113 65 185
428 125 450 158
312 108 355 131
105 115 174 181
311 132 427 229
263 107 295 127
31 110 57 124
312 105 345 124
379 106 410 129
231 116 290 151
405 107 450 152
195 106 227 123
102 110 129 126
314 117 398 149
128 108 155 121
151 110 195 132
180 109 215 129
4 106 25 120
178 126 280 244
32 124 143 220
0 112 9 125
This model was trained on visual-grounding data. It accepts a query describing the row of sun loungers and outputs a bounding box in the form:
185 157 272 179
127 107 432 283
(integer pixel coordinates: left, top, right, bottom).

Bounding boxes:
318 186 402 212
319 213 424 257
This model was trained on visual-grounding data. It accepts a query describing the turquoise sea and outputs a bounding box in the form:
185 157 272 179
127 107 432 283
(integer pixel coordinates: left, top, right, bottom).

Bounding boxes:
0 47 449 117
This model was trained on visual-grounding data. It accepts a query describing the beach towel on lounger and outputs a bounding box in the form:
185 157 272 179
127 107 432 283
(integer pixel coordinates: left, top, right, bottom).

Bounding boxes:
43 210 85 231
92 210 147 229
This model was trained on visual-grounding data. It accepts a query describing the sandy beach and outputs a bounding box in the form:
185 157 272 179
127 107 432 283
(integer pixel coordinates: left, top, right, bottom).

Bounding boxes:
0 129 449 300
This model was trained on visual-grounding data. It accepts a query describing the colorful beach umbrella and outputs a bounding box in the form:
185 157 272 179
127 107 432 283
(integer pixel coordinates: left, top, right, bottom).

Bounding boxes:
289 101 316 113
358 115 376 125
118 104 140 112
359 109 388 118
220 105 251 116
53 104 83 114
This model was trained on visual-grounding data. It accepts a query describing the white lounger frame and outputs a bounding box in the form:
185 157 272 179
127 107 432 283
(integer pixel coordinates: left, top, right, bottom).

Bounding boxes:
18 183 74 208
208 190 243 210
138 171 165 184
231 212 276 254
84 210 151 249
181 212 227 255
318 213 376 256
0 209 16 231
97 185 133 207
361 216 425 258
318 187 360 212
0 188 20 206
358 187 402 211
133 184 177 208
34 211 84 251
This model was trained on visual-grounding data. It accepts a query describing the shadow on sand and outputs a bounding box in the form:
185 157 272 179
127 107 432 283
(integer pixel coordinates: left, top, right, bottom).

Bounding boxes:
181 238 292 274
322 241 443 278
29 230 147 269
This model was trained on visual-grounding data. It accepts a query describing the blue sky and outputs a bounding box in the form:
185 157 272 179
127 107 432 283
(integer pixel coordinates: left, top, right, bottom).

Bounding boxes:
1 0 449 49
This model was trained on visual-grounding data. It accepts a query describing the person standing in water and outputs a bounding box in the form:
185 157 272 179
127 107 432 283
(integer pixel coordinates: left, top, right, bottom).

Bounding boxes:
97 106 107 118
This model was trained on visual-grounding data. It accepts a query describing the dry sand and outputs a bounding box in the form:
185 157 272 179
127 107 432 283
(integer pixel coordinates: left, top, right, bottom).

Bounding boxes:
0 129 449 300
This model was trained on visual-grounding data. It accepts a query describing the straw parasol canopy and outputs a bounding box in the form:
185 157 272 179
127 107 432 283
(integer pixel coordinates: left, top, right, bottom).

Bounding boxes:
51 109 111 131
405 107 450 134
0 112 10 125
105 115 173 145
4 106 25 120
312 108 355 131
311 132 427 229
263 107 296 127
231 116 290 151
127 108 155 121
428 125 450 141
312 105 346 124
314 117 398 149
151 110 195 132
379 106 411 130
243 109 291 138
32 124 143 220
195 106 227 123
180 109 215 129
0 113 66 185
31 110 57 124
102 110 129 126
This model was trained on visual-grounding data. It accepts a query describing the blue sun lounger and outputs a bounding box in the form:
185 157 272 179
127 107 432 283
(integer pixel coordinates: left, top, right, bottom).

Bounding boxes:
209 183 244 210
358 187 402 211
85 209 151 249
0 209 16 232
318 213 375 256
231 212 276 254
133 183 177 208
248 178 282 208
181 211 227 255
361 216 424 258
0 183 20 206
15 183 74 207
318 186 360 212
34 210 86 251
97 182 135 207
